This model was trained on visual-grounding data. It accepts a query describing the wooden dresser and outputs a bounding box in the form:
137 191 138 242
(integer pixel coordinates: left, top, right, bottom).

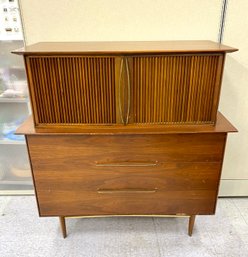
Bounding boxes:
14 41 237 237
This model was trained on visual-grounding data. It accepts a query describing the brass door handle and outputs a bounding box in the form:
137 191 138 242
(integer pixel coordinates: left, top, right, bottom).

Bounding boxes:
97 188 158 194
125 57 131 125
119 58 124 124
118 57 131 125
95 161 158 167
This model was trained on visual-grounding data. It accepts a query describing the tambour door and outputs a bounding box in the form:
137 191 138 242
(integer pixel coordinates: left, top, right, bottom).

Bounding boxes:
25 56 121 127
25 53 225 130
127 54 225 125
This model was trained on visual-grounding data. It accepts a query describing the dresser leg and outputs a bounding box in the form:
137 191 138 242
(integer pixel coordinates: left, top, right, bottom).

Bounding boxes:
188 215 196 236
59 216 67 238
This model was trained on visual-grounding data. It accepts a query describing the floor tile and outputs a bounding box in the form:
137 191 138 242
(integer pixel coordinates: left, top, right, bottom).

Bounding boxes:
1 197 248 257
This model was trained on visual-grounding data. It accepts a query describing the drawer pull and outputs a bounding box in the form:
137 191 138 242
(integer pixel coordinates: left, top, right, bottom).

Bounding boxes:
97 188 158 194
95 161 158 167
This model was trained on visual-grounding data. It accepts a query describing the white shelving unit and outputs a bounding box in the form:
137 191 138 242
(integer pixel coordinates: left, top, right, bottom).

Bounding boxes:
0 0 33 195
0 180 32 185
0 139 25 145
0 97 29 103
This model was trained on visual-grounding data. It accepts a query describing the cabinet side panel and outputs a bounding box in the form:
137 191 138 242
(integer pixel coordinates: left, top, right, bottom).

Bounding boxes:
25 57 39 126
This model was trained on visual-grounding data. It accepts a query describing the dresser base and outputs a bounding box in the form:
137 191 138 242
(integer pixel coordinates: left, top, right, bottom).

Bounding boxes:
16 114 237 238
58 214 196 238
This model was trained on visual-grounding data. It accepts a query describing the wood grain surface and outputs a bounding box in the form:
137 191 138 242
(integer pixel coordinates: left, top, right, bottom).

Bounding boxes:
27 133 226 216
131 54 224 124
24 53 227 128
14 41 238 130
26 56 116 124
16 112 237 135
12 40 238 55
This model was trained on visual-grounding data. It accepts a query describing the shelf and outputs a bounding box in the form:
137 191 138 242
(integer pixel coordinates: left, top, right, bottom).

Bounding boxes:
0 180 33 185
0 190 34 195
0 98 29 103
5 66 25 70
0 139 25 145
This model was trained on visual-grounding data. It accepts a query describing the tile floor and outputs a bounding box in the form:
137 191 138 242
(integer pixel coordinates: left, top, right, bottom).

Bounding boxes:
0 196 248 257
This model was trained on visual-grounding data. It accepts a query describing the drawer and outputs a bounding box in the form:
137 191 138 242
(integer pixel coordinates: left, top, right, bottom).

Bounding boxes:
27 134 226 216
31 162 222 216
27 133 226 167
27 134 225 216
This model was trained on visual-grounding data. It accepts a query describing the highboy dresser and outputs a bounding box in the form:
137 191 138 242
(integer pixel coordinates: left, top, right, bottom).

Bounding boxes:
14 41 238 237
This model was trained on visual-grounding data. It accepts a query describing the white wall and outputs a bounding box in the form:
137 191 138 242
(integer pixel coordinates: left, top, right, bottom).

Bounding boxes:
219 0 248 196
19 0 248 195
20 0 222 44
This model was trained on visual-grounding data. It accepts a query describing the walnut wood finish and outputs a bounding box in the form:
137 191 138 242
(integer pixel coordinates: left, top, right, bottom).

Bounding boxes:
12 41 238 55
188 215 196 236
13 41 237 131
26 133 226 217
26 56 116 125
131 54 224 124
24 54 224 126
27 133 226 163
14 41 238 237
59 217 67 238
16 112 237 135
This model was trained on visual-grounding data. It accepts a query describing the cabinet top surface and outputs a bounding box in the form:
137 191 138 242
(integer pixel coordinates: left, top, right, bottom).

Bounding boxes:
12 41 238 55
16 112 237 135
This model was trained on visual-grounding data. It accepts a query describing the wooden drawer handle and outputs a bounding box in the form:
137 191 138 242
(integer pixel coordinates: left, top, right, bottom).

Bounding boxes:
97 188 158 194
95 161 158 167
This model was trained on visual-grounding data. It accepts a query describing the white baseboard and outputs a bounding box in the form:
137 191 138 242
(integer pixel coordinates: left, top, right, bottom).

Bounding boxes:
219 179 248 196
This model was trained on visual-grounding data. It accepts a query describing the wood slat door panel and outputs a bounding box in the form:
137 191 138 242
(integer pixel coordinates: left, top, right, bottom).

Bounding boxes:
27 133 226 165
130 54 224 125
24 53 225 131
26 56 117 125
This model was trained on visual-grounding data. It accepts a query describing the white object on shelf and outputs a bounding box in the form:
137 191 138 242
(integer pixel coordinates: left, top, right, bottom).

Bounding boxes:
6 79 28 93
0 88 25 98
11 167 31 178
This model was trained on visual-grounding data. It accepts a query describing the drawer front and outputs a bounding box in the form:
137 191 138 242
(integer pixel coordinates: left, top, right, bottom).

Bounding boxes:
27 134 226 216
32 162 222 216
28 133 225 165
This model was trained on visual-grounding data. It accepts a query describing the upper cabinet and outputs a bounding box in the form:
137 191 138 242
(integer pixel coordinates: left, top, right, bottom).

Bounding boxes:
12 41 238 132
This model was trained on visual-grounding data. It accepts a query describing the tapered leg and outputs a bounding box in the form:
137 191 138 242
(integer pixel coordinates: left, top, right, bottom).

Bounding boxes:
188 215 196 236
59 216 67 238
